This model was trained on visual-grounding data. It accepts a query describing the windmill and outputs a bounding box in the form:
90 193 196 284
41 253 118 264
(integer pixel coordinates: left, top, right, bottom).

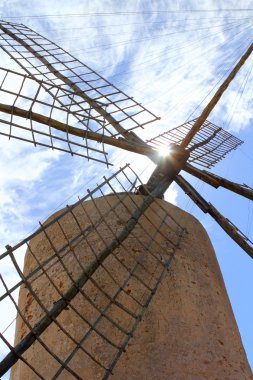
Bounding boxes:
0 19 252 379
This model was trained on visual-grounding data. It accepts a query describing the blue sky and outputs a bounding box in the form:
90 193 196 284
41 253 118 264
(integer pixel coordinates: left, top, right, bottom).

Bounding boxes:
0 0 252 377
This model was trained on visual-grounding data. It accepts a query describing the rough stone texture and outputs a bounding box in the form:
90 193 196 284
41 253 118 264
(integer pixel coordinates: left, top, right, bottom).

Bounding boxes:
11 195 252 380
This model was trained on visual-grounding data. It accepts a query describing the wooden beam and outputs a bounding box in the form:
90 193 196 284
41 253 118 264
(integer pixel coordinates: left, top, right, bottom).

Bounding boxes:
180 43 253 149
0 103 156 157
184 163 253 201
175 175 253 259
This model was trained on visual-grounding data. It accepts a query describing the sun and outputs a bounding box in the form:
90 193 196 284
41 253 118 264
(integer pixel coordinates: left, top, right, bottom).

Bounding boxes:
158 146 172 157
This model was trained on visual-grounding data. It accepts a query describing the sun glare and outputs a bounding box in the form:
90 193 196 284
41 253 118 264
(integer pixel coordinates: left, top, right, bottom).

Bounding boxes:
158 146 172 157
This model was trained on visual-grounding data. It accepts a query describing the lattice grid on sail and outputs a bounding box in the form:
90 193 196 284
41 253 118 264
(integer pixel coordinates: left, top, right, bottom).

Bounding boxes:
0 67 112 164
0 20 159 140
147 119 243 168
0 164 186 380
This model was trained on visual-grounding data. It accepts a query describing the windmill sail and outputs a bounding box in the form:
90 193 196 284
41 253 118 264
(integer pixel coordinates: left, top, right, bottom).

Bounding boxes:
0 67 113 163
0 164 186 379
147 119 243 168
0 20 159 146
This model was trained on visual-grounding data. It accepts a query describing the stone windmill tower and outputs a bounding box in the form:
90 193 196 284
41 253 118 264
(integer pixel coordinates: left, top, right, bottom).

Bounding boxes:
0 21 252 379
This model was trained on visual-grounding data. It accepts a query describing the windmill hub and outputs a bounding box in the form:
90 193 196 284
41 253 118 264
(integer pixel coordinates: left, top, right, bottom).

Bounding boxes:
140 144 190 198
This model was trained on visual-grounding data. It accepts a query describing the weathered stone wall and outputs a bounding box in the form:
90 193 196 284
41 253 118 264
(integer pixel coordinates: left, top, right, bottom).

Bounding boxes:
11 195 252 379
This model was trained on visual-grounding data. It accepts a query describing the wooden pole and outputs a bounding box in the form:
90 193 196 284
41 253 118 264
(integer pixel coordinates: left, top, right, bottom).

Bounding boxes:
0 104 156 157
176 175 253 259
180 43 253 149
184 163 253 201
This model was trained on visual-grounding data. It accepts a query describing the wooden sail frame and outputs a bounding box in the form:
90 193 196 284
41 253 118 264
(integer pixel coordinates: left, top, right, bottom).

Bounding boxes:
0 20 159 142
147 118 243 168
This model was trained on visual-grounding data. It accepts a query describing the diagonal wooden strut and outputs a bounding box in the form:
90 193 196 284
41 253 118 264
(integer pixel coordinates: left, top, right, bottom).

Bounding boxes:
180 43 253 149
175 175 253 259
